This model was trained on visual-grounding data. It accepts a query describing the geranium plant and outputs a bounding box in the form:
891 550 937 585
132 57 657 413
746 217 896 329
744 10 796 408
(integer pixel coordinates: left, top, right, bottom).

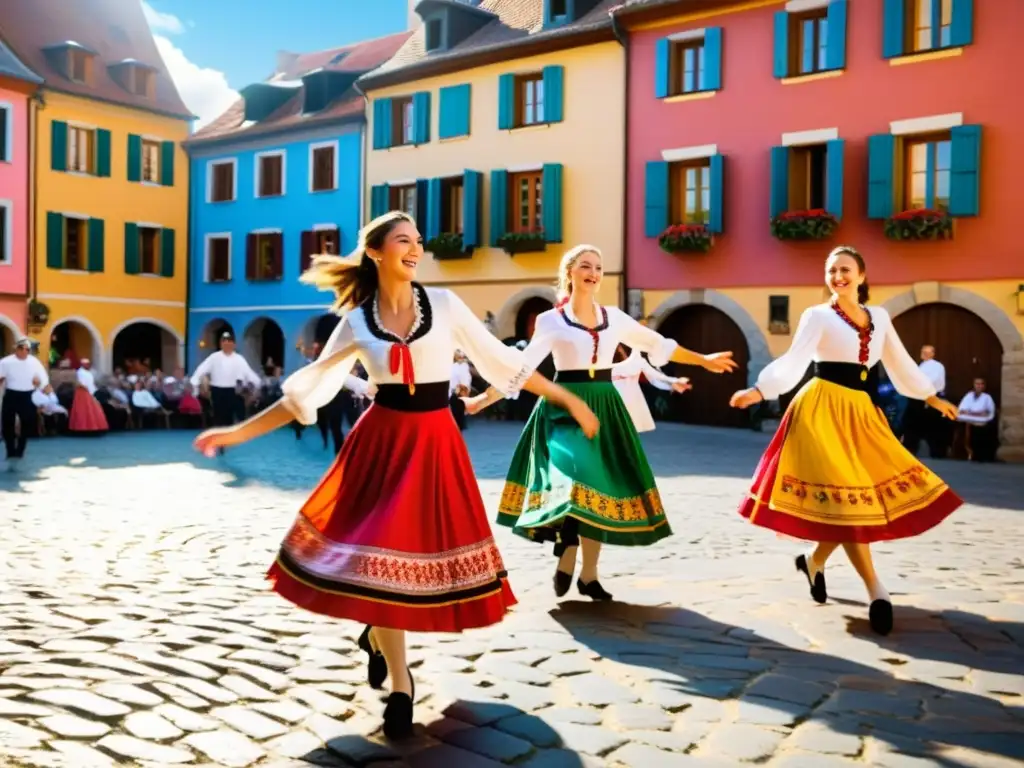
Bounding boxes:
426 232 469 260
770 209 839 241
497 230 546 255
658 224 714 254
883 208 953 241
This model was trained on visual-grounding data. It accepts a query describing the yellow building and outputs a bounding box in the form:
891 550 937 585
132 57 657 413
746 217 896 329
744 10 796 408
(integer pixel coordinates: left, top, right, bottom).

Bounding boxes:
360 0 624 338
2 0 192 372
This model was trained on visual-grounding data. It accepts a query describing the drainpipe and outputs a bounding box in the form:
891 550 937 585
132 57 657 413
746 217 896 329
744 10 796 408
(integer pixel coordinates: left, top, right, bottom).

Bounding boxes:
184 142 193 370
610 8 631 314
28 90 43 338
352 79 369 229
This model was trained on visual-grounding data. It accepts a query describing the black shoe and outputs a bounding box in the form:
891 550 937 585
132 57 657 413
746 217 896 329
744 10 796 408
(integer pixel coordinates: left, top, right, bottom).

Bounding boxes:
382 668 415 740
795 555 828 604
869 599 894 636
553 569 573 597
577 579 613 601
357 625 387 690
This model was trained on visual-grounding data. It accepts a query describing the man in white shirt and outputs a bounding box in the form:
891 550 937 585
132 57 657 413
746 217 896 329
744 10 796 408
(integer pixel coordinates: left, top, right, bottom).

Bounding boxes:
957 377 997 462
903 344 950 458
449 350 473 431
190 331 261 436
0 337 49 468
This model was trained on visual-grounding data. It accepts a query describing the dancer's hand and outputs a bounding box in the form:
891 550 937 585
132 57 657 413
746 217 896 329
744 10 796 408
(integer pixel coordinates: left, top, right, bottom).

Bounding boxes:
462 393 486 416
926 396 958 420
702 351 737 374
671 379 691 393
730 387 763 409
568 401 600 439
193 427 235 456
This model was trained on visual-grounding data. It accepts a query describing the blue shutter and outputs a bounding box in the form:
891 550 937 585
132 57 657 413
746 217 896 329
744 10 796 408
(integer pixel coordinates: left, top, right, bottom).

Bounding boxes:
498 74 515 130
825 0 848 70
949 0 974 47
708 154 724 234
644 161 669 237
426 177 442 239
372 100 384 149
415 178 429 225
542 163 563 243
769 146 789 218
463 170 482 248
50 121 67 171
882 0 905 58
413 91 431 144
439 84 471 139
773 12 789 78
703 28 723 90
489 169 508 246
542 65 564 123
370 184 389 219
825 138 845 219
948 124 981 217
867 133 896 219
654 38 670 98
96 129 111 177
373 98 392 149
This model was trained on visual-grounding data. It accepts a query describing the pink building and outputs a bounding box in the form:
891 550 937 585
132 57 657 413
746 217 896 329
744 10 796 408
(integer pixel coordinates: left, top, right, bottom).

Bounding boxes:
0 36 41 353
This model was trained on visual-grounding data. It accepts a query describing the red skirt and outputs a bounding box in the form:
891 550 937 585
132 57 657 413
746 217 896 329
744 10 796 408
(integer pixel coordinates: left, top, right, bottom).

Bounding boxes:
69 388 109 434
267 397 516 632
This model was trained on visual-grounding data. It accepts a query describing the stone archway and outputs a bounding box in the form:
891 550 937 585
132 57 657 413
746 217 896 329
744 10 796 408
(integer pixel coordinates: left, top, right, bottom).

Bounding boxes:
197 318 234 364
496 287 558 340
109 318 183 373
302 313 340 352
49 316 104 371
242 317 285 375
0 315 20 356
883 283 1024 463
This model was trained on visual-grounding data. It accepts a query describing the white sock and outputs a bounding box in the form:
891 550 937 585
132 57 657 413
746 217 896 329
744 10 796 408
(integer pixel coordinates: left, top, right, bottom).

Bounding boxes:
867 580 890 603
557 546 578 575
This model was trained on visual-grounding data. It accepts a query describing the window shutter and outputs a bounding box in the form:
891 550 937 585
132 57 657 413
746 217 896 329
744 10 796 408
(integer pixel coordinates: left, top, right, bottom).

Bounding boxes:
949 0 974 47
866 133 896 219
412 91 431 144
463 170 482 248
96 129 111 177
370 184 389 219
773 12 790 78
415 178 429 224
497 74 515 130
245 233 257 279
643 161 669 237
46 212 64 269
87 218 104 272
439 84 471 139
272 233 284 277
708 154 724 234
300 230 314 273
542 65 564 123
825 138 845 219
949 124 981 217
825 0 848 70
542 163 563 243
703 28 723 91
51 121 67 171
160 140 175 186
124 222 139 274
654 38 670 98
372 100 383 149
882 0 905 58
426 177 442 239
769 146 789 218
0 107 8 162
373 98 393 149
489 169 508 246
160 228 175 277
127 134 142 182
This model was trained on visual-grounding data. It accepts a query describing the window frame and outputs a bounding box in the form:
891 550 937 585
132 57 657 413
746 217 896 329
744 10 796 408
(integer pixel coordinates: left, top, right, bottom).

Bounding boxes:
391 97 415 147
508 170 543 234
312 224 339 256
787 143 829 211
308 140 338 193
669 158 712 226
0 199 11 265
669 37 709 95
788 8 829 77
425 17 444 51
514 74 545 128
67 123 97 175
206 158 238 203
62 213 90 272
137 224 162 276
68 49 90 83
907 0 954 54
0 101 12 163
130 66 153 97
389 183 418 219
205 232 232 283
900 130 952 212
441 176 465 235
254 149 286 198
141 138 161 184
250 229 284 281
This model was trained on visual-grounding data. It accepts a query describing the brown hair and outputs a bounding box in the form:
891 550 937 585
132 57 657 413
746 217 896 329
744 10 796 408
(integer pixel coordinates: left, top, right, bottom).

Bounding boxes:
555 244 602 305
300 211 413 312
828 245 870 304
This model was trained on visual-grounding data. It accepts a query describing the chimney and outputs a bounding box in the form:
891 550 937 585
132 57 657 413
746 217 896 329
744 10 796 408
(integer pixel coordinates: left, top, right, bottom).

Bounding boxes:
409 0 421 29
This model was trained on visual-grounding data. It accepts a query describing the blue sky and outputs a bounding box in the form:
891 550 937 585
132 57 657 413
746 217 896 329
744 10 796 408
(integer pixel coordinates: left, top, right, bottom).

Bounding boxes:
142 0 409 127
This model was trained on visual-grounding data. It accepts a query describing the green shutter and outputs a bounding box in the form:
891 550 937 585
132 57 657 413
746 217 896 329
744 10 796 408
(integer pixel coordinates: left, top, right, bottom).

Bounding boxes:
96 129 111 177
51 120 67 171
948 124 981 217
426 177 442 239
825 139 845 219
439 84 471 139
127 134 142 182
46 212 64 269
87 218 104 272
708 154 724 234
124 222 139 274
773 12 789 78
949 0 974 47
412 91 431 144
489 169 507 246
370 184 389 219
542 65 564 123
463 170 482 248
497 74 515 130
769 145 789 218
160 140 175 186
882 0 905 58
160 228 175 276
866 133 896 219
825 0 848 70
704 28 723 90
654 38 670 98
644 161 669 237
541 163 563 242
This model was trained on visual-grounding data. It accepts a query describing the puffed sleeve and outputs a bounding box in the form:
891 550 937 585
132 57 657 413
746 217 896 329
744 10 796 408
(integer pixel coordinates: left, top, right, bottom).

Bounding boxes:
613 308 678 367
640 357 675 391
755 307 824 401
448 290 531 396
879 309 936 401
280 314 360 425
34 358 50 388
343 374 372 399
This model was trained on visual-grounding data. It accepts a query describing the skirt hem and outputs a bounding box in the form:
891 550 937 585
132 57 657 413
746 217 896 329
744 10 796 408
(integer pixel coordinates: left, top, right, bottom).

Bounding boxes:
496 509 673 547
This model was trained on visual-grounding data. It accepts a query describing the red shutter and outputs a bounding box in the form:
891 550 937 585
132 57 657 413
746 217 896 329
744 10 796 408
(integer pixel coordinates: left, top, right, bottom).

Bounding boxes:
300 230 314 273
246 234 256 279
273 232 284 279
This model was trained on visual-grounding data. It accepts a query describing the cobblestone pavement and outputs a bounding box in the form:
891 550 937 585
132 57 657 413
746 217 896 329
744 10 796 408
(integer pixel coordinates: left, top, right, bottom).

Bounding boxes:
0 422 1022 768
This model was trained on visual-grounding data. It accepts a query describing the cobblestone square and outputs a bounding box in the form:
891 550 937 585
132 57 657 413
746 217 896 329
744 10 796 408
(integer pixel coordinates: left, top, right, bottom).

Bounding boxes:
0 422 1022 767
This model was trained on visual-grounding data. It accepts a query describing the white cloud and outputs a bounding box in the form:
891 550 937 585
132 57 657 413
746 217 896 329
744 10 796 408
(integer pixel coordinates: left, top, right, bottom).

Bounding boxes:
153 35 239 129
141 1 185 34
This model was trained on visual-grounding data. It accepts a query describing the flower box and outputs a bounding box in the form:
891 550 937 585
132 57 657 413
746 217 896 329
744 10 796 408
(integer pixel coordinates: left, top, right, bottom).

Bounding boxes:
28 300 50 327
883 208 953 241
770 209 839 241
658 224 714 254
426 232 471 260
497 230 547 255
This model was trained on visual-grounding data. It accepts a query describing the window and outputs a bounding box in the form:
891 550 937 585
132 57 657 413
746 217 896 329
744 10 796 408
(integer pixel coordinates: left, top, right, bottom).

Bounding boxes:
769 295 790 335
515 74 544 127
389 184 417 218
310 143 336 192
425 18 443 51
509 171 542 233
207 236 230 282
248 232 283 281
131 67 152 97
64 217 87 270
0 202 9 263
392 97 414 146
671 39 707 94
791 9 828 75
550 0 568 16
141 139 160 183
314 229 337 255
68 125 95 173
209 161 235 202
904 133 951 210
669 160 711 225
0 104 10 162
442 177 464 234
137 226 161 275
788 144 828 210
910 0 952 52
257 152 284 197
68 49 89 83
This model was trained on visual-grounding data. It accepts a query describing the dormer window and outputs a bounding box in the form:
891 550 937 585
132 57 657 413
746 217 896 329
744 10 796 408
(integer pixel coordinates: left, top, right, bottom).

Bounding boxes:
550 0 568 22
131 67 152 97
69 49 89 83
425 17 443 52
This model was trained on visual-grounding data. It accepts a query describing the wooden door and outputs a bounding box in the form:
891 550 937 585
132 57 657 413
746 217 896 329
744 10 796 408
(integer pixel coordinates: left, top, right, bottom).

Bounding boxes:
892 303 1004 408
655 305 750 428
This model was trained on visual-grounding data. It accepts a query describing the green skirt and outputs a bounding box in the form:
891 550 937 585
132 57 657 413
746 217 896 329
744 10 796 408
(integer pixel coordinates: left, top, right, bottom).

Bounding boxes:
496 376 672 547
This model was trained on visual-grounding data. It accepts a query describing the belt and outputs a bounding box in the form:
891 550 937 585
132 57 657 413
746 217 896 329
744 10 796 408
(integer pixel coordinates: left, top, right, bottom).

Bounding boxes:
374 381 450 412
814 362 881 406
555 369 612 383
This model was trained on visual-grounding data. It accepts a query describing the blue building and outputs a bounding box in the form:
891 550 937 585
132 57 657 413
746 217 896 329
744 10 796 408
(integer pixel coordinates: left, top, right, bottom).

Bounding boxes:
184 33 410 374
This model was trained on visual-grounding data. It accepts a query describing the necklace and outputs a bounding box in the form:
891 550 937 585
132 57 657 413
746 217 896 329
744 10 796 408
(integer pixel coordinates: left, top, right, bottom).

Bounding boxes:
830 300 873 381
558 304 609 378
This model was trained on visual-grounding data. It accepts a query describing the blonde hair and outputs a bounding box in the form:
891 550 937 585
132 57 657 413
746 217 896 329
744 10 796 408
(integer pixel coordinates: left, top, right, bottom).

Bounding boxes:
300 211 414 312
555 244 602 304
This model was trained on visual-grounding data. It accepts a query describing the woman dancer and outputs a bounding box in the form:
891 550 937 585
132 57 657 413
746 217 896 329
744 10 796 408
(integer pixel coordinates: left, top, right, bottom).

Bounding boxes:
193 212 598 739
612 338 691 433
69 359 109 436
729 246 961 635
467 245 736 600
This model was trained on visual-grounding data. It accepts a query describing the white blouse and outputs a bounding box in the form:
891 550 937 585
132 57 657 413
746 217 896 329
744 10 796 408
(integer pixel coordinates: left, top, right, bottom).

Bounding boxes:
755 303 937 402
612 349 679 433
282 284 529 425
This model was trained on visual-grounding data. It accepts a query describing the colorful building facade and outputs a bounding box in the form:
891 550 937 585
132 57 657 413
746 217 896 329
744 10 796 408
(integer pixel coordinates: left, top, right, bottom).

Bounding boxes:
360 0 625 339
0 36 41 354
185 33 410 374
1 0 192 373
620 0 1024 460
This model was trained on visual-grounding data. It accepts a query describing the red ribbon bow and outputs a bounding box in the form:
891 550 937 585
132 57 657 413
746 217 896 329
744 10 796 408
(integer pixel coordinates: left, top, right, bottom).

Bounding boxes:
389 343 416 394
